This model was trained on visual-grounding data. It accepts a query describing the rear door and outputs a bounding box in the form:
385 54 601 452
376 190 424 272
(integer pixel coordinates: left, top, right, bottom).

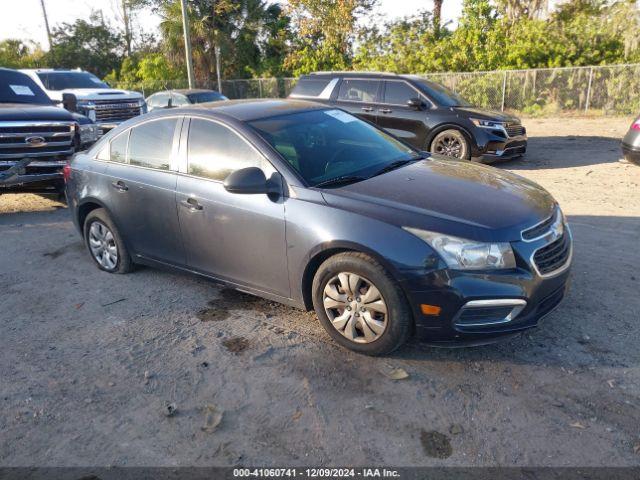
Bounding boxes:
102 116 186 265
377 80 431 149
333 78 381 124
175 116 290 297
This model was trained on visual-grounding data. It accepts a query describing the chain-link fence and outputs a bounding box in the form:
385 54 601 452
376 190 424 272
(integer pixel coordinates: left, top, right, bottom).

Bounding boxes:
420 64 640 115
129 63 640 116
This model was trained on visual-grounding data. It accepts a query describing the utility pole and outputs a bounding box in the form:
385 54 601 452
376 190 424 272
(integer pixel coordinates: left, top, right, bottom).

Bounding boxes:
215 45 222 94
180 0 195 89
122 0 132 56
39 0 53 50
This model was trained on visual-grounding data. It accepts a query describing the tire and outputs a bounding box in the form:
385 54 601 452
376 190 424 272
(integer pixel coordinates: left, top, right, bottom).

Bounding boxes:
429 129 471 159
312 252 412 356
83 208 133 274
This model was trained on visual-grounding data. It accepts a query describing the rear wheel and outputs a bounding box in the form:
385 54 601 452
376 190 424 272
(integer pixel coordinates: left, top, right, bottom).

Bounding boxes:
83 208 133 274
429 129 470 159
312 252 412 355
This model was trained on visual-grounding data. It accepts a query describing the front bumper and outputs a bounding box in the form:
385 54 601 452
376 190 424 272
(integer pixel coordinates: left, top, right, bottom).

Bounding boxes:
400 227 572 345
472 129 527 163
622 142 640 165
96 122 120 135
0 159 66 192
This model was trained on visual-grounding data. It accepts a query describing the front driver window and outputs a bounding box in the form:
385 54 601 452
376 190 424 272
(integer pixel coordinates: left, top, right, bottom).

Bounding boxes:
187 118 265 181
384 81 421 105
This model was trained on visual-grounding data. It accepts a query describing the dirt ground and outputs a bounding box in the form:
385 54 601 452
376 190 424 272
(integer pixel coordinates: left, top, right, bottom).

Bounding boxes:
1 117 639 467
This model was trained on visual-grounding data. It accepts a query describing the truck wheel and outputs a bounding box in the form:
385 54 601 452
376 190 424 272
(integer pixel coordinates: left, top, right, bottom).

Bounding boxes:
83 208 133 273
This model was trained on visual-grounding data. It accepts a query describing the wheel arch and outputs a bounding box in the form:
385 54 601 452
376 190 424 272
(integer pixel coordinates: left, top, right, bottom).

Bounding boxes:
425 123 476 153
300 241 404 311
77 198 118 239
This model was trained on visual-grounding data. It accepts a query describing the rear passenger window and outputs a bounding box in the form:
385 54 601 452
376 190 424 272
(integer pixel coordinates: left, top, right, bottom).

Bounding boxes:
384 81 420 105
337 79 380 103
290 78 332 97
128 118 178 170
109 131 128 163
187 118 264 181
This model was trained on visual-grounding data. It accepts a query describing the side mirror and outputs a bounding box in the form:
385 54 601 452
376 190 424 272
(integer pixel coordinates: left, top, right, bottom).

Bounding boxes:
224 167 275 195
62 93 78 112
407 97 425 110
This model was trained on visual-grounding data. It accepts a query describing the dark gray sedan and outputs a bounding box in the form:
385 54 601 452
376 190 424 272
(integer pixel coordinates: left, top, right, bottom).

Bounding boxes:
145 89 227 112
65 100 571 355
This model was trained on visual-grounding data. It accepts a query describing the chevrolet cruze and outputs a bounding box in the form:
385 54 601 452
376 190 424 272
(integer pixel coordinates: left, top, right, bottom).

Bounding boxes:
65 99 572 355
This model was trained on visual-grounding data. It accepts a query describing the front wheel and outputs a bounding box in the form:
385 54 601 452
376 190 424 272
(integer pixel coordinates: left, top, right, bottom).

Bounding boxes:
312 252 412 356
429 129 471 159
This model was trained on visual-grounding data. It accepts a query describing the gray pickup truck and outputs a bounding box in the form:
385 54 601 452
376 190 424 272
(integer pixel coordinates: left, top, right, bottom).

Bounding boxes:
0 68 98 194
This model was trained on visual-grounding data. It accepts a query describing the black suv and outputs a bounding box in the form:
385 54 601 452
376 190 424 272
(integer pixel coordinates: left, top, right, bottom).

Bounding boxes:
0 68 97 193
289 72 527 163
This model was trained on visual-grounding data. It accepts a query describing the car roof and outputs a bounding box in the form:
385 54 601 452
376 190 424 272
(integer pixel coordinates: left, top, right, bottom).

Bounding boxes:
303 71 400 79
301 71 436 85
183 98 328 121
174 88 218 95
20 69 88 73
150 88 219 96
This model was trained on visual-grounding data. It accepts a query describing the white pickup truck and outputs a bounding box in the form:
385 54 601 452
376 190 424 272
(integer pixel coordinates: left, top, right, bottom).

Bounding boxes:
20 69 146 134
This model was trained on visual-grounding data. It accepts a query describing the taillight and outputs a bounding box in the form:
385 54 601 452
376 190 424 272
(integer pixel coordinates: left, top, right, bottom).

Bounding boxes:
63 163 72 182
632 120 640 131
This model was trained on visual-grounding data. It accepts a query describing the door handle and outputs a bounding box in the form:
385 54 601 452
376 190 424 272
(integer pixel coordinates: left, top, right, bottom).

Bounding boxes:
380 108 392 114
111 180 128 191
180 198 203 211
361 106 374 112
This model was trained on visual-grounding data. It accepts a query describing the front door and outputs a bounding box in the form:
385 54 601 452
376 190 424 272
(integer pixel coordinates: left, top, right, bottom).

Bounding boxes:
175 117 290 297
102 117 186 265
376 80 431 149
332 78 381 125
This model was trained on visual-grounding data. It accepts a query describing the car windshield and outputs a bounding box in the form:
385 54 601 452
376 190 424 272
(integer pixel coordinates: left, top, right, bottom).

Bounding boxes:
187 91 228 103
414 78 471 107
37 71 109 90
249 109 422 187
0 70 53 104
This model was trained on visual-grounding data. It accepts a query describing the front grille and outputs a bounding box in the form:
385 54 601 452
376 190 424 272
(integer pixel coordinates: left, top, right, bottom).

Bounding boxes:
0 122 75 159
522 210 557 240
533 233 571 275
506 123 525 137
92 99 142 123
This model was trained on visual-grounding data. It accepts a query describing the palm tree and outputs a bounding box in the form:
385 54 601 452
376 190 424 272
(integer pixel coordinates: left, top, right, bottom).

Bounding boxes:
433 0 443 37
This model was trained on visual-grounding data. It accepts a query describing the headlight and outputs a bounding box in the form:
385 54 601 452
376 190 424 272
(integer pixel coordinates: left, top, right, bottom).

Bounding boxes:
76 101 97 121
470 118 506 129
403 227 516 270
79 123 99 145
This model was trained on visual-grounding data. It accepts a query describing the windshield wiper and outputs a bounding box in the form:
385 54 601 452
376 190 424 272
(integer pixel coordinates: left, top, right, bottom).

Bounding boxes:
370 157 421 178
313 175 367 188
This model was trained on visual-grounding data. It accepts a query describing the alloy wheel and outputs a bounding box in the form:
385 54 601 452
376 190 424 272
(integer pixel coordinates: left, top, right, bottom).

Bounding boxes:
88 221 118 270
322 272 388 343
433 132 465 158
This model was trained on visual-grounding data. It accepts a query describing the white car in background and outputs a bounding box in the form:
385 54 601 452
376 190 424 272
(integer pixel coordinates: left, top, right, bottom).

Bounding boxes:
20 69 146 134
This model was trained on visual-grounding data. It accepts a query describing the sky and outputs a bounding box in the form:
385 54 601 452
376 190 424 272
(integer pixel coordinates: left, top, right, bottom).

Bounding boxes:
0 0 464 50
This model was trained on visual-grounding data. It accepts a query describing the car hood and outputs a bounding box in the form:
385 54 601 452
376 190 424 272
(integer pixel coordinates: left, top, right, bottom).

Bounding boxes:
320 158 556 242
47 88 143 101
0 103 76 122
453 106 520 123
